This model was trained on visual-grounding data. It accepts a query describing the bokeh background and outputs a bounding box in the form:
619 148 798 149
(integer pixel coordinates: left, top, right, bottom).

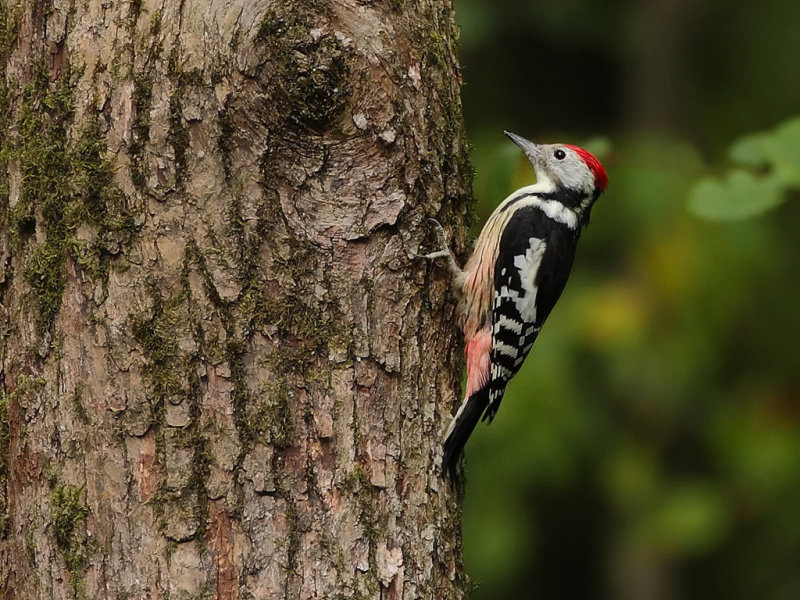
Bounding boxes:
455 1 800 598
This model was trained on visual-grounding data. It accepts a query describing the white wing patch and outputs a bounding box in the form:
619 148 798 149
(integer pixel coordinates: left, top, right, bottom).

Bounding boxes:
512 238 547 324
486 237 548 412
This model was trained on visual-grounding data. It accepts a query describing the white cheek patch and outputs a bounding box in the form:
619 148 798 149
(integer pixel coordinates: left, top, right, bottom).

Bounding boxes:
557 157 594 194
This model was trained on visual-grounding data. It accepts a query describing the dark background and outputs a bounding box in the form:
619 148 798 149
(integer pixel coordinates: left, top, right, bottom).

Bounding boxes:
456 1 800 598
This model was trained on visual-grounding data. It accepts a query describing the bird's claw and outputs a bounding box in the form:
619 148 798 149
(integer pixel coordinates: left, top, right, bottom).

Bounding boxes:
413 217 462 277
413 217 448 260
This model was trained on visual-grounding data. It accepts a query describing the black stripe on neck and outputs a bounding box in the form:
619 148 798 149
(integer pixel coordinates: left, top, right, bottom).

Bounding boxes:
499 187 589 214
537 187 587 208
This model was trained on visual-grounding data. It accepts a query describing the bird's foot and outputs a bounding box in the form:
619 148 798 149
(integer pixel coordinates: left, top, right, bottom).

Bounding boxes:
413 218 462 277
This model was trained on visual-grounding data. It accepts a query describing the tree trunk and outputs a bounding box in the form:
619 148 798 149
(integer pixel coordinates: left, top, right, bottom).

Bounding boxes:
0 0 472 597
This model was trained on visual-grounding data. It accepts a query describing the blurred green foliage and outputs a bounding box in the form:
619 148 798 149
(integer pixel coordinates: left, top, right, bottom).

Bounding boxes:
455 1 800 598
689 118 800 220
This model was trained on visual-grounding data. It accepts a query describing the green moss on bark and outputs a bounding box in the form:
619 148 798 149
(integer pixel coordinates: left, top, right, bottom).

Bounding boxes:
168 93 189 185
255 0 354 134
7 60 137 336
0 4 18 65
130 252 214 543
129 74 153 189
254 375 294 449
49 483 89 596
217 106 235 179
130 282 188 425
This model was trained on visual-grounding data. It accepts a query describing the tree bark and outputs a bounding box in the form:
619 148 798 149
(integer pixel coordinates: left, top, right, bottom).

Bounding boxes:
0 0 472 598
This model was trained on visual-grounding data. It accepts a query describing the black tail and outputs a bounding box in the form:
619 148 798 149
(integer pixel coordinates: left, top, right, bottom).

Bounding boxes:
442 386 490 481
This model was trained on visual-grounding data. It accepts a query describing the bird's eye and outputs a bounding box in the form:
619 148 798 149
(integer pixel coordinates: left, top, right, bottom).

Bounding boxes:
554 149 566 160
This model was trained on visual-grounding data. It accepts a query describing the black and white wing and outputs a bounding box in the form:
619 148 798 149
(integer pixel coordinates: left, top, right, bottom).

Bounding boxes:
485 207 579 421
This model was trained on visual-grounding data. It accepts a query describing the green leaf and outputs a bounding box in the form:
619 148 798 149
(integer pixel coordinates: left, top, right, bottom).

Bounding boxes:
729 117 800 185
728 133 771 167
765 117 800 186
687 170 785 221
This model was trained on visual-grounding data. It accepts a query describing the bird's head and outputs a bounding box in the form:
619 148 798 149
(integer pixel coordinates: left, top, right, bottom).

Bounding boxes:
504 131 608 203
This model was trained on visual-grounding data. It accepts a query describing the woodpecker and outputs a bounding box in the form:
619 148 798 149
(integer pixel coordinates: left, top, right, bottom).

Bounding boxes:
422 131 608 479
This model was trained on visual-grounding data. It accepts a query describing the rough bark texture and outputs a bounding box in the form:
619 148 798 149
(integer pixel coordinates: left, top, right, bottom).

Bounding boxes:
0 0 472 598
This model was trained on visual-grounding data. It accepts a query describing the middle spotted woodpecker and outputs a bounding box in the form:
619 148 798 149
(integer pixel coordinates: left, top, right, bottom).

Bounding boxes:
422 131 608 479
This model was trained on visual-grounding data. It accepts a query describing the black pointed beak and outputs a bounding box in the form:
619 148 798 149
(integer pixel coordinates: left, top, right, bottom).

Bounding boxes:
504 130 543 163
